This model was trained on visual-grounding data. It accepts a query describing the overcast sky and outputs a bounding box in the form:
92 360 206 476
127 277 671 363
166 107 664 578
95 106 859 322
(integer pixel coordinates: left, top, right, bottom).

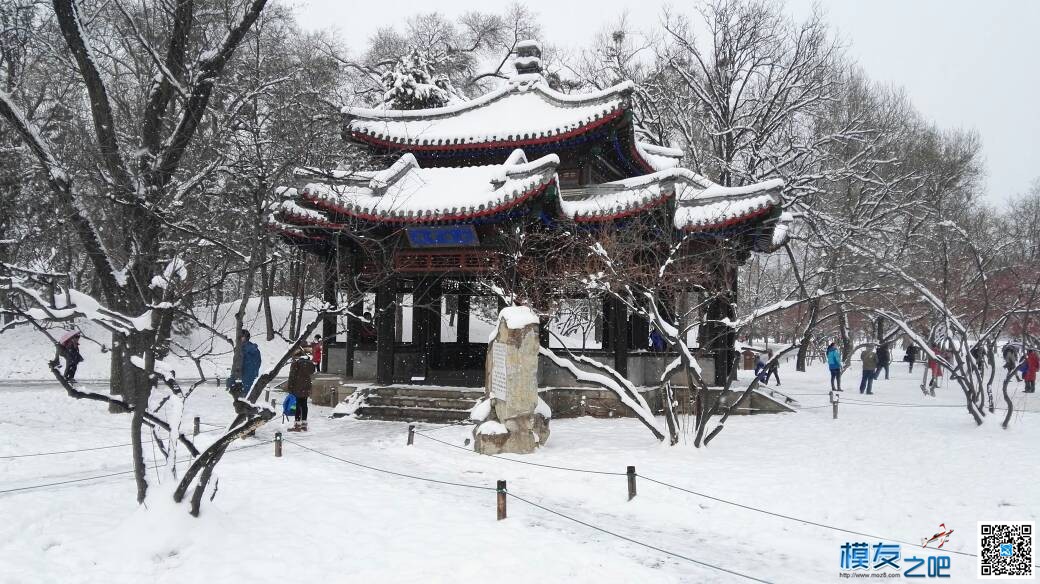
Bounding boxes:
291 0 1040 206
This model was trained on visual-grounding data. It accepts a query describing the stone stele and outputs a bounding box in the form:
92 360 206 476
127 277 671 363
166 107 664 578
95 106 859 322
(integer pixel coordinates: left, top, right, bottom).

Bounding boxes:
474 312 549 454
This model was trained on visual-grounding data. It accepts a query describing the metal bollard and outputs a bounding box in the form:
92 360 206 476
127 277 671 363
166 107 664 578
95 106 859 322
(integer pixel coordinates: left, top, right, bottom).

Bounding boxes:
330 387 339 407
627 465 637 500
275 432 282 457
497 480 507 520
193 416 200 437
265 389 270 402
407 423 415 446
830 391 839 419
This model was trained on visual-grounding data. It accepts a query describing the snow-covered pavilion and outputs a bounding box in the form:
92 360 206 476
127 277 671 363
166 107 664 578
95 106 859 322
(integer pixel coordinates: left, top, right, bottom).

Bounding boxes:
272 41 789 391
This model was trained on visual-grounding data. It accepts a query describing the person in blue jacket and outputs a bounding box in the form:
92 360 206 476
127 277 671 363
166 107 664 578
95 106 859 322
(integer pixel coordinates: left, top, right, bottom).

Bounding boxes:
827 341 843 391
229 330 262 396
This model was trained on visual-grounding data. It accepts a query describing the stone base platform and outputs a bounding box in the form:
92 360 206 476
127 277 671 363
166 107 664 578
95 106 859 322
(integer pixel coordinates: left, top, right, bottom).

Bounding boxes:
324 381 796 423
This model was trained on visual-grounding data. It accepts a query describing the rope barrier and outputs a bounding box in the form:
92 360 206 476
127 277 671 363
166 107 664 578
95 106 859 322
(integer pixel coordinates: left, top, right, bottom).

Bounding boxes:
0 439 272 496
0 425 224 459
415 425 1040 567
283 436 773 583
505 491 774 584
636 473 992 562
286 439 494 491
414 431 626 476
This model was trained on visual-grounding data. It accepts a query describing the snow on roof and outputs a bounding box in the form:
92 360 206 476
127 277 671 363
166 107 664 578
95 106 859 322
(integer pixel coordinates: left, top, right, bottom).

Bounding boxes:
560 167 708 222
273 199 342 228
635 141 684 171
771 211 795 247
343 80 634 148
559 168 781 226
674 192 778 232
296 151 559 223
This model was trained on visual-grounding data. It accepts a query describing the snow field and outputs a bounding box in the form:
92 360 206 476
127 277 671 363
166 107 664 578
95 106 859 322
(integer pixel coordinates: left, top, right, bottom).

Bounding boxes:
0 363 1037 583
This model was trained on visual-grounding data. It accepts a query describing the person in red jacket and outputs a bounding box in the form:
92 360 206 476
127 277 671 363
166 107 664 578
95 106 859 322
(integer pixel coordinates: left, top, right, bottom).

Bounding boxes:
1024 349 1039 393
311 334 322 369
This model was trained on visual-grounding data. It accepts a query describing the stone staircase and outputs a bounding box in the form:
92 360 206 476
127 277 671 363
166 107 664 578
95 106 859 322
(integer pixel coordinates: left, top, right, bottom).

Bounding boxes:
353 386 485 423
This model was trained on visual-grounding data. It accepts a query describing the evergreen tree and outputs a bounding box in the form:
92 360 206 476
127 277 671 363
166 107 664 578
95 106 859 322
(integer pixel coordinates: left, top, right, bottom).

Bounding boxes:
381 49 451 109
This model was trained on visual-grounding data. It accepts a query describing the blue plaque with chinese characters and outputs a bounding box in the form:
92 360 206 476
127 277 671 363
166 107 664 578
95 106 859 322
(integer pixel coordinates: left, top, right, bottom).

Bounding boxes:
405 225 480 248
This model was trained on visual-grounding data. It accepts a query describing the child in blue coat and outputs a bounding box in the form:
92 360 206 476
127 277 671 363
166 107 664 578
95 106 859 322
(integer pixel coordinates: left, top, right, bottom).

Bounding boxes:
827 342 843 391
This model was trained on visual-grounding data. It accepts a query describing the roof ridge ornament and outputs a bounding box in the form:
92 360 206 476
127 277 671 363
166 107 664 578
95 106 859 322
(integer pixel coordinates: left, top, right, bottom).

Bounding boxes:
511 39 543 85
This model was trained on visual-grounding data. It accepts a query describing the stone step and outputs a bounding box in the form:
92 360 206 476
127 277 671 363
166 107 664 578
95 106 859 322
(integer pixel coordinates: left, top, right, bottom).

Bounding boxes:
365 395 479 410
355 405 471 423
367 387 485 400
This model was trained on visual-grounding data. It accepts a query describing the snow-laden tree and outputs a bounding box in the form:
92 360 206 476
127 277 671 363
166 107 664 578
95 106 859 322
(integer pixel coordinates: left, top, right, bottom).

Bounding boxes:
0 0 279 507
380 49 451 109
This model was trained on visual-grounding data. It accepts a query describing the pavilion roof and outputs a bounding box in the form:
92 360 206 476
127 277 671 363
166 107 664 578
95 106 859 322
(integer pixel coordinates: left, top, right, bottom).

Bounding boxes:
343 78 639 152
272 150 785 243
276 150 557 225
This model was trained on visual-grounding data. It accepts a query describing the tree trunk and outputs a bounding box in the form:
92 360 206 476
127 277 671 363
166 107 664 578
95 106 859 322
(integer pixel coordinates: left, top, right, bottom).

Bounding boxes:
261 245 275 341
795 298 820 372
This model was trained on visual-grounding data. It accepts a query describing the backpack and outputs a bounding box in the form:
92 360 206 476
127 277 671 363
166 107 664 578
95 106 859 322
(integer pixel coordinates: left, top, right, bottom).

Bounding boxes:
282 393 297 416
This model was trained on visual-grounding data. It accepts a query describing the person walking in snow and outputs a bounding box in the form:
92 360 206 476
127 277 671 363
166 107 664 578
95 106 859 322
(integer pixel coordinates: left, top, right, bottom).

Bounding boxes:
921 344 942 396
1003 343 1021 382
905 344 918 373
286 350 316 431
754 352 768 384
970 344 985 378
54 331 84 382
1024 349 1039 394
827 342 843 392
860 344 878 395
875 342 891 380
761 349 780 385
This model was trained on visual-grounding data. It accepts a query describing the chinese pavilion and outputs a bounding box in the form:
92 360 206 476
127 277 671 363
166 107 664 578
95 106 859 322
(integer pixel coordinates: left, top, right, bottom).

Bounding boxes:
271 41 789 389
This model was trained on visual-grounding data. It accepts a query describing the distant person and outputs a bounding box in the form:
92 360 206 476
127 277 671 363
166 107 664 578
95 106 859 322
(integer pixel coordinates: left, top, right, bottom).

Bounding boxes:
922 345 942 395
860 344 878 395
287 351 316 432
875 342 890 380
754 352 768 383
239 330 261 396
905 344 919 373
763 350 781 386
1003 343 1021 382
54 331 84 383
1024 349 1039 394
969 344 985 377
649 328 666 352
311 334 323 368
827 342 843 392
359 311 377 344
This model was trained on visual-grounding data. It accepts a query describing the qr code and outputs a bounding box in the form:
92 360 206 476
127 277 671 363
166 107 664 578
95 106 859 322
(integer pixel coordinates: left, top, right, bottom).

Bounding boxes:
979 521 1034 579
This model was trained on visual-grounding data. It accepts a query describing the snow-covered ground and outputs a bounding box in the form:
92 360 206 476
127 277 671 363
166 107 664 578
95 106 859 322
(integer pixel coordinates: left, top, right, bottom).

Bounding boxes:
1 364 1037 583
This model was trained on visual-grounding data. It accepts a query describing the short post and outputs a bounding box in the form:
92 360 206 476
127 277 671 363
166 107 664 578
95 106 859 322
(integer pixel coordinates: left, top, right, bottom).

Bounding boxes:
265 389 270 402
193 416 200 437
274 432 283 457
497 480 507 520
830 391 839 419
627 465 637 500
330 387 339 407
271 398 277 409
407 423 415 446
